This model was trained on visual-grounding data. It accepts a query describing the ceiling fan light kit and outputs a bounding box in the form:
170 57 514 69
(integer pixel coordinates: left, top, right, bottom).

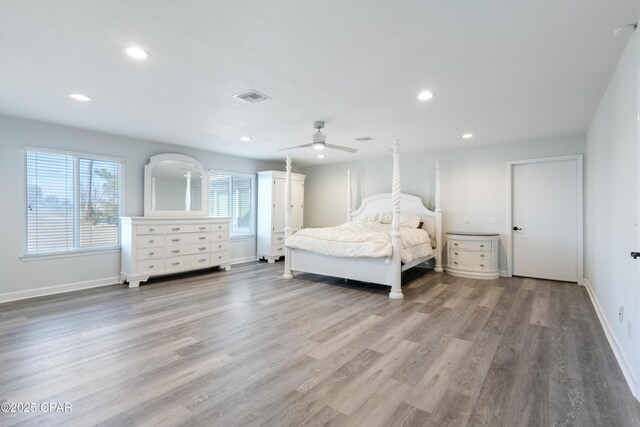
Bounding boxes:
279 120 358 154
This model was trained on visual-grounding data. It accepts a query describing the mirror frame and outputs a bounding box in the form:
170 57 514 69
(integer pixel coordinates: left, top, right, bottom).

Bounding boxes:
144 153 209 217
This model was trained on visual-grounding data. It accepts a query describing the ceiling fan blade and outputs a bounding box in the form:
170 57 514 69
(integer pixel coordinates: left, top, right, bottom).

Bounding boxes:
278 143 314 151
325 144 358 153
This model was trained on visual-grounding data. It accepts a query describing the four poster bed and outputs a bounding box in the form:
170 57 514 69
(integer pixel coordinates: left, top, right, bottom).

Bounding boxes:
282 140 443 299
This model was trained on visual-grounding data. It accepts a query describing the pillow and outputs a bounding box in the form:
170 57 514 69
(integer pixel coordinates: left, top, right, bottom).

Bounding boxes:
377 212 422 228
354 213 379 223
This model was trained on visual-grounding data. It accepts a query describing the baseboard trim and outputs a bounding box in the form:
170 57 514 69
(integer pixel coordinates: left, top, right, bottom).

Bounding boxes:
499 269 508 277
0 276 121 304
230 256 258 265
583 279 638 398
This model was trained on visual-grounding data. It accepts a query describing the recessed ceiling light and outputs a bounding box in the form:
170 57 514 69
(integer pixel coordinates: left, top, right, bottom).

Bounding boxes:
462 133 474 139
69 93 91 102
317 154 325 159
124 46 150 60
417 91 434 101
240 136 252 141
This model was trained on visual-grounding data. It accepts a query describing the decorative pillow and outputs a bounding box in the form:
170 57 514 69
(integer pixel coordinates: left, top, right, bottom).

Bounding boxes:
377 212 422 228
355 213 379 223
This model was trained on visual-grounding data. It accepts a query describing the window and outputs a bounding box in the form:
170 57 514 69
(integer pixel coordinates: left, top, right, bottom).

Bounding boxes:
209 171 255 237
25 149 121 255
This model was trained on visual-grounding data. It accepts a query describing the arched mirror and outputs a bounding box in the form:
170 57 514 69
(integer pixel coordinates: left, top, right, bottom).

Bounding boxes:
144 154 209 217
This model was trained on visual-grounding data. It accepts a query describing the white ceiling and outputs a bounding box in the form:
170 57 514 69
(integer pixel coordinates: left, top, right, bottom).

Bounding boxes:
0 1 638 165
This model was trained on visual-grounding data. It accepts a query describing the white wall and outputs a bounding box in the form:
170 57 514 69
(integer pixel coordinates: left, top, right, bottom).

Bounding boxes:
0 115 282 301
301 135 585 274
585 28 640 396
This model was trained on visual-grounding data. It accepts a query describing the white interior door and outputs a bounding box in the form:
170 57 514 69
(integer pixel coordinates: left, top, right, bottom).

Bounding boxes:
511 158 581 282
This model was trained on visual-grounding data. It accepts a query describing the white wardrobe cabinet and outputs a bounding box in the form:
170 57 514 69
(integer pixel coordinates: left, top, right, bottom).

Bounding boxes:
257 170 305 263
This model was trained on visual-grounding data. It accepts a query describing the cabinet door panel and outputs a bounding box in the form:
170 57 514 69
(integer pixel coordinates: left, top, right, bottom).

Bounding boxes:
273 179 286 232
291 181 304 230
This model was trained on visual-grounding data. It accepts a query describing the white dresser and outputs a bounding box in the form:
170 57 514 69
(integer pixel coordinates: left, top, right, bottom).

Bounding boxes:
120 217 231 287
445 232 500 280
257 170 305 263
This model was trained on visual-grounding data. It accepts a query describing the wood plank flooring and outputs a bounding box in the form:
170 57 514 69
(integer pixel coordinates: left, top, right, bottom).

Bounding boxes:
1 262 639 426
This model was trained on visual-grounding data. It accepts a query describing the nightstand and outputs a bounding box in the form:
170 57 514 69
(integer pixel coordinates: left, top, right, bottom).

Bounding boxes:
446 232 500 279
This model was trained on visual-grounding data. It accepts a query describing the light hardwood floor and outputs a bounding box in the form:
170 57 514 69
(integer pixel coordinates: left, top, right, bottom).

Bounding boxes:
1 262 639 426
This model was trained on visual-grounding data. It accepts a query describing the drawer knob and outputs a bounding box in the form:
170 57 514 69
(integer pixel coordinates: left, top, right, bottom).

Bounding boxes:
199 258 206 262
218 226 222 229
149 240 154 243
480 264 484 267
149 228 154 232
172 262 180 266
218 256 222 259
454 243 458 246
454 252 458 255
199 237 207 240
480 254 485 257
171 250 180 254
199 247 207 251
171 239 180 242
480 244 485 248
149 265 154 268
277 248 283 251
199 226 206 230
218 245 222 249
454 261 458 265
149 252 154 256
172 227 181 231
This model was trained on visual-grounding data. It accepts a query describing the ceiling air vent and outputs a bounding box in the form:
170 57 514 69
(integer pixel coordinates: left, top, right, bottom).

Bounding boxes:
355 136 373 141
233 90 271 104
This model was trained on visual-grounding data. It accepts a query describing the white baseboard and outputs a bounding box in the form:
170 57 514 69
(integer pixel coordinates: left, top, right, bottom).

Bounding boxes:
230 256 258 265
499 269 508 277
0 276 121 304
583 279 638 398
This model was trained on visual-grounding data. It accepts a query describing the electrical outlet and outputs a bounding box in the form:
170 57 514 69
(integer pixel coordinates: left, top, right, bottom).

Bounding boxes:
619 306 624 322
489 216 498 225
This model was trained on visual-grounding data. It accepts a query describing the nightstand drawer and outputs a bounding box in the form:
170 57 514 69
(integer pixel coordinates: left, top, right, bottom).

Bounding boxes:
450 258 492 271
449 240 491 252
449 251 491 262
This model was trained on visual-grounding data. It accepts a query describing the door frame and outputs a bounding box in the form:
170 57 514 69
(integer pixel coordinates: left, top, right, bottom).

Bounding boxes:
505 155 584 282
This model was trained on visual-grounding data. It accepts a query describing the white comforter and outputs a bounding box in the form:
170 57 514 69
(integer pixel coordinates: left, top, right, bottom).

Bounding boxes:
285 222 433 263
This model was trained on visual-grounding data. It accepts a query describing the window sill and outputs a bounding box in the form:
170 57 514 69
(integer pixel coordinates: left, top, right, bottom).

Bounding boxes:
21 246 121 262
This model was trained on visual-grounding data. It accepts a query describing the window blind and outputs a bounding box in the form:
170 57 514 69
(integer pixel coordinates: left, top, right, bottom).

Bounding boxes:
209 172 255 236
26 152 75 253
79 159 120 247
25 150 121 254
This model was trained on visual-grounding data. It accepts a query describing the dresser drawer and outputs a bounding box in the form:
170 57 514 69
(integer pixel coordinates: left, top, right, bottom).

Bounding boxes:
449 240 491 252
136 259 163 274
136 247 165 260
210 251 229 265
210 241 229 253
137 225 166 235
165 253 211 271
166 233 210 245
167 224 210 233
136 235 166 248
166 242 211 257
272 232 285 245
211 231 229 242
272 244 285 256
211 223 229 233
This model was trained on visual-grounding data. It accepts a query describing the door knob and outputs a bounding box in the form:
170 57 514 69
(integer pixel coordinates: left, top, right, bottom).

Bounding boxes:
513 226 522 231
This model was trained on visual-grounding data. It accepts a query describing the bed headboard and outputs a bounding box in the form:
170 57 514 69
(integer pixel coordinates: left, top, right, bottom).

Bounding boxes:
351 193 438 239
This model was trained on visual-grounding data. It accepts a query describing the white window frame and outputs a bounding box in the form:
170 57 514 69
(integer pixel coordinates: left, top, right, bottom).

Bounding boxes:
22 146 124 259
209 170 256 240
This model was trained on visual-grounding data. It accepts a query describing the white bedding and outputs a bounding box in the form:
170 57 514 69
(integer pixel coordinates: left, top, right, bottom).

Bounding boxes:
285 222 433 263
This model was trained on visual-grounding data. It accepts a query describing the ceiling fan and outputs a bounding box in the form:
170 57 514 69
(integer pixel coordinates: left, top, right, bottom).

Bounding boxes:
279 121 358 153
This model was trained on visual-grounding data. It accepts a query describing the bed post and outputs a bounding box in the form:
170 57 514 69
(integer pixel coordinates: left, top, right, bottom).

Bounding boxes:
389 140 403 299
283 156 293 279
434 161 444 272
347 168 352 222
